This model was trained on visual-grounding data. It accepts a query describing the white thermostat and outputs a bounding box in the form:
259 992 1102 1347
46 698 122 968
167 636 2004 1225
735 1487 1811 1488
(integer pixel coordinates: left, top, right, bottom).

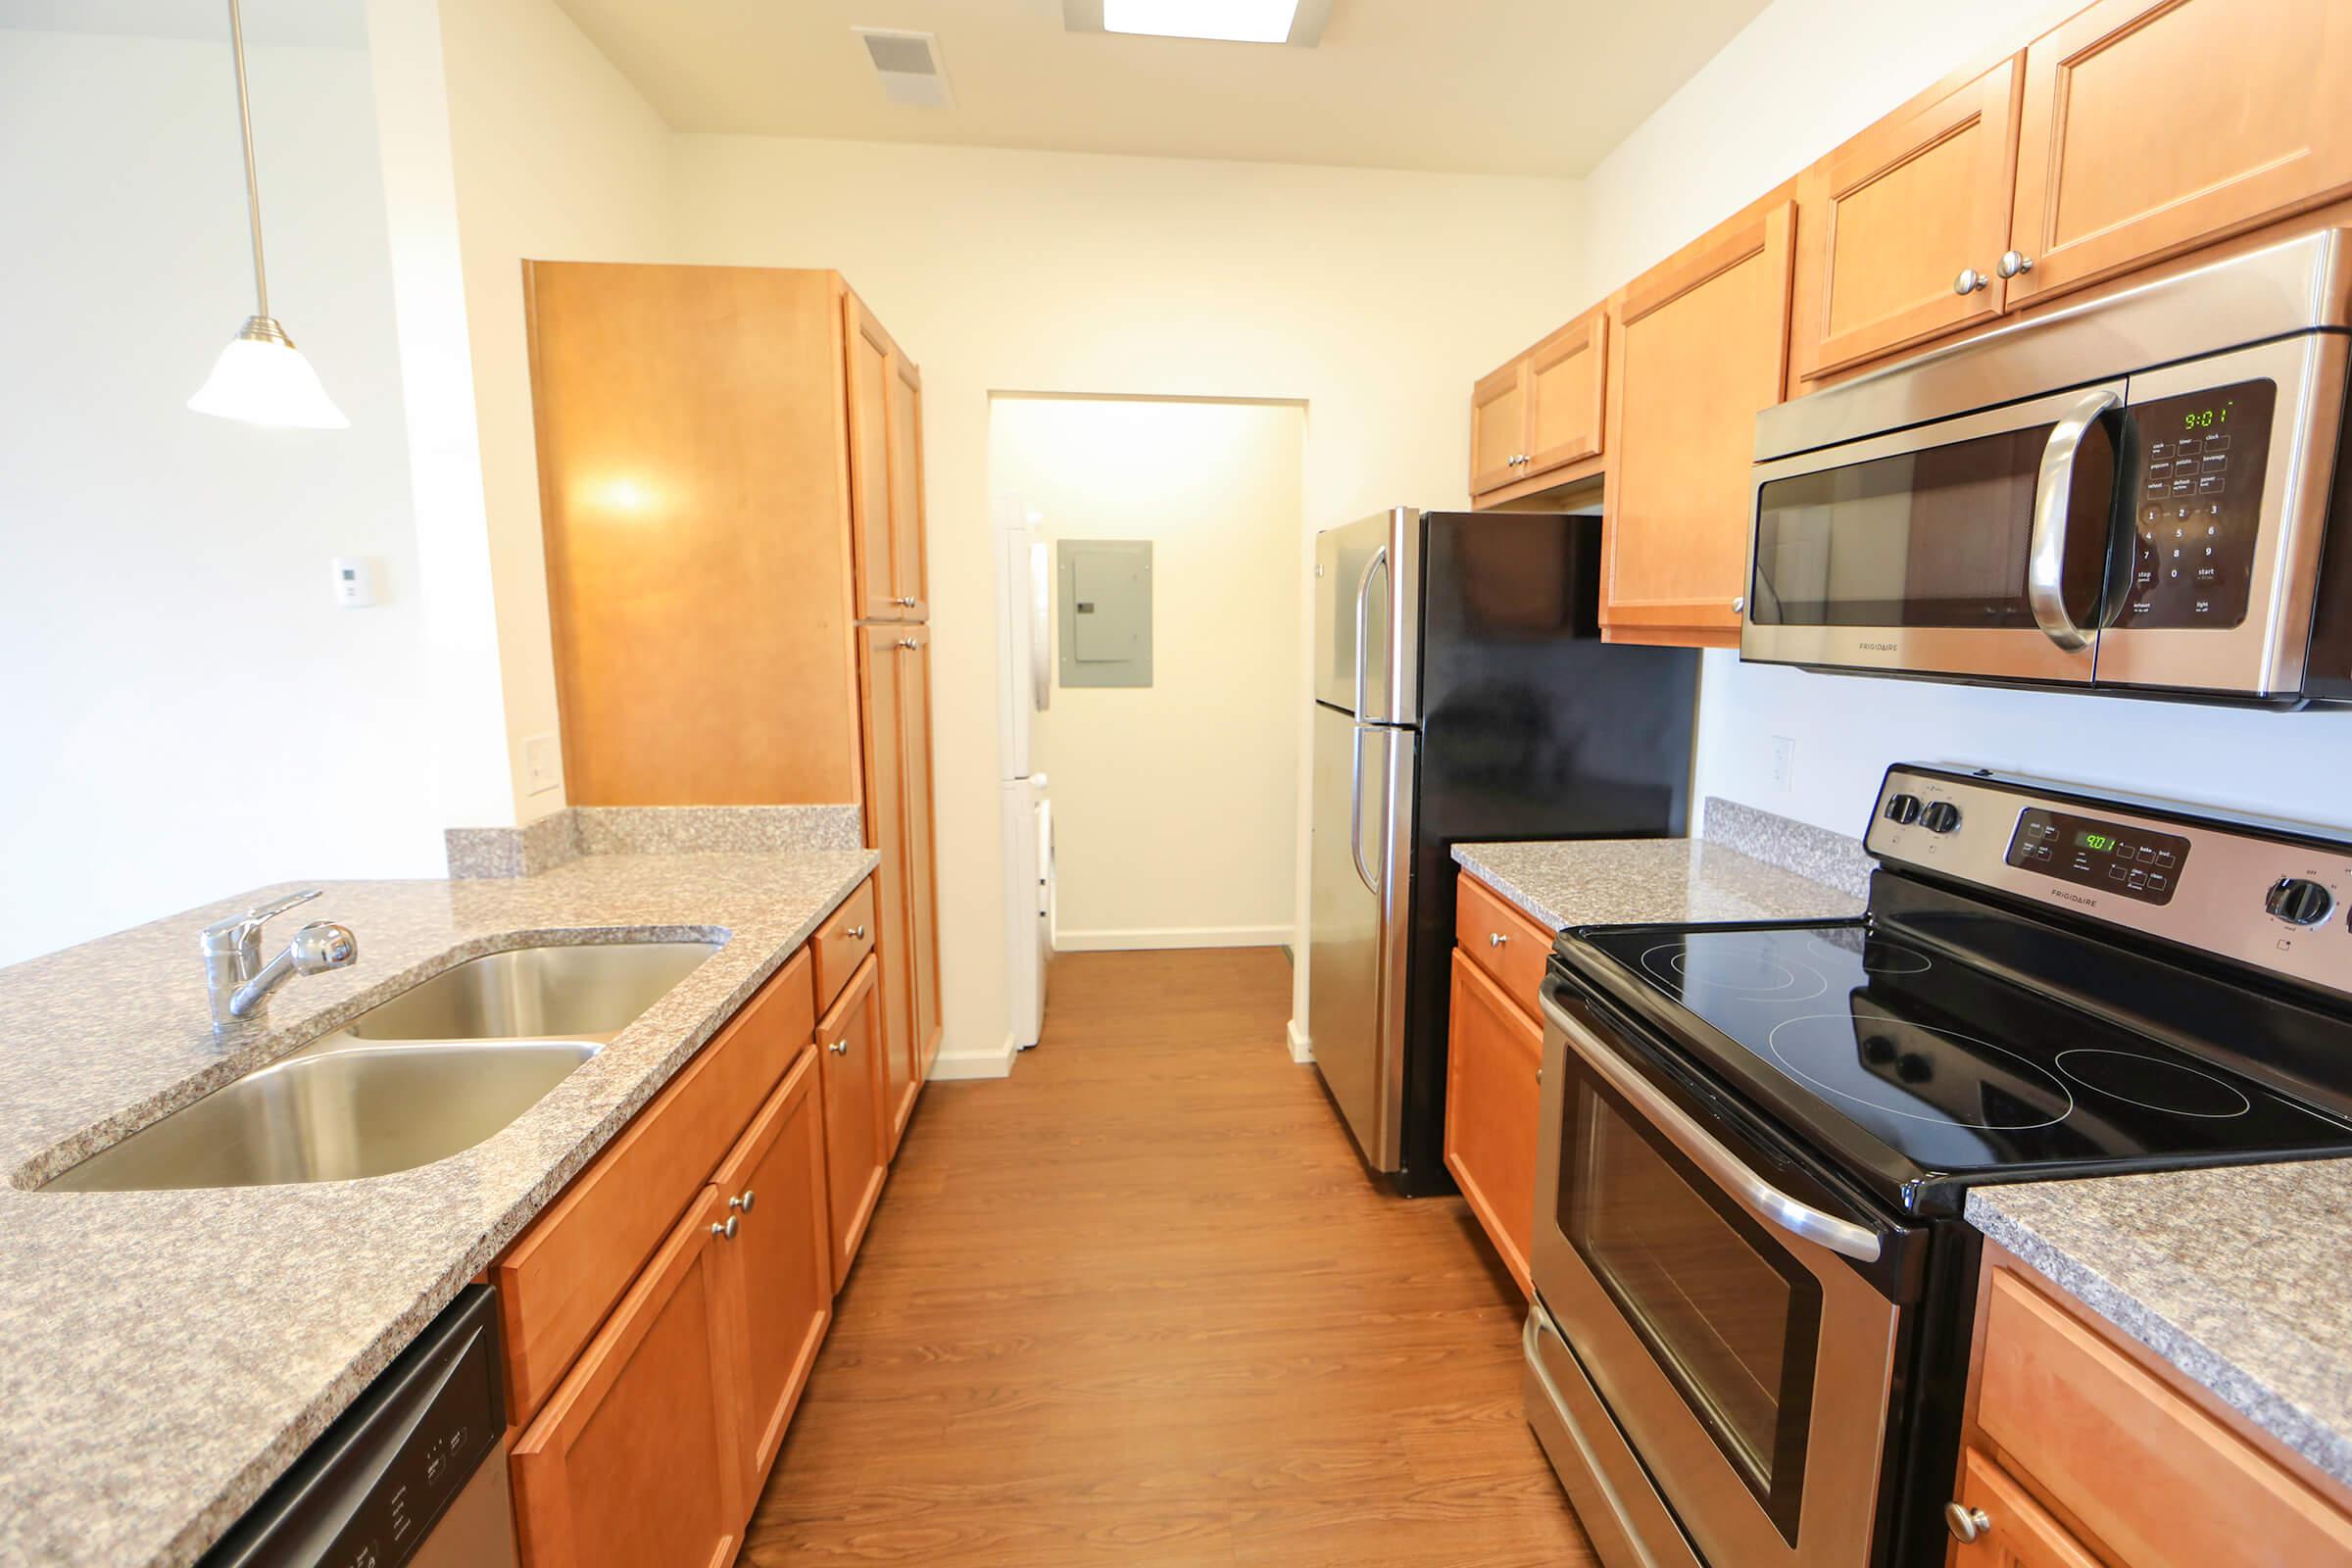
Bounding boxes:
332 557 378 609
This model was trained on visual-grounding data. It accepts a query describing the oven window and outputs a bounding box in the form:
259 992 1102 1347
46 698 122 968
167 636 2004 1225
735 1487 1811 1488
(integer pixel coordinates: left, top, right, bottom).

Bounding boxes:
1565 1081 1823 1543
1750 419 2116 627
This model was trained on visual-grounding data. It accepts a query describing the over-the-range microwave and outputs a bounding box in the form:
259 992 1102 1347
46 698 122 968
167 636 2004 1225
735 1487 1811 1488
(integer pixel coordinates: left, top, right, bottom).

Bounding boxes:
1744 228 2352 705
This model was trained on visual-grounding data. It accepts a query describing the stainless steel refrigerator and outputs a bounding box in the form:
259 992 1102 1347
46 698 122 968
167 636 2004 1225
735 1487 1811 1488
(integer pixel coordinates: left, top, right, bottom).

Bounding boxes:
1307 508 1698 1195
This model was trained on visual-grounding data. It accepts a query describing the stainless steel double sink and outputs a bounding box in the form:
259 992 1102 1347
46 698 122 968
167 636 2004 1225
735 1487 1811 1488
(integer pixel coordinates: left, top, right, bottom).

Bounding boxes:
43 942 718 1193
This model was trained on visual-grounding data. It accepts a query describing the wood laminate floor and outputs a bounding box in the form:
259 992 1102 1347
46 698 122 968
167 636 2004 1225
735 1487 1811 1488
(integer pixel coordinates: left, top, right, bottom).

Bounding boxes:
746 948 1594 1567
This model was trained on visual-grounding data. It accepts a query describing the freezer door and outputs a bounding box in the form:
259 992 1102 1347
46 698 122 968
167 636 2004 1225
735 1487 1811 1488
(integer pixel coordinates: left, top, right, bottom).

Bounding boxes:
1306 707 1413 1172
1313 509 1421 722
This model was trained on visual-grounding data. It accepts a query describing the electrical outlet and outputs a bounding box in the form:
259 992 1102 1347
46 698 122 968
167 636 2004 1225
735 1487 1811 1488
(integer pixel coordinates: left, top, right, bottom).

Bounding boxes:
523 734 563 796
1769 736 1796 793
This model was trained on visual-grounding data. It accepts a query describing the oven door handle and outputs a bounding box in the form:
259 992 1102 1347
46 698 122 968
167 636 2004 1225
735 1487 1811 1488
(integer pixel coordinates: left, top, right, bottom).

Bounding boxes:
1542 992 1885 1264
2026 387 2123 653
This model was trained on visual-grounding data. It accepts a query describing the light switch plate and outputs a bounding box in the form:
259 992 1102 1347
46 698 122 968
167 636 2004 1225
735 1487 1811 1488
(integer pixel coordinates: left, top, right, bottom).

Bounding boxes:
1769 735 1796 793
523 734 563 796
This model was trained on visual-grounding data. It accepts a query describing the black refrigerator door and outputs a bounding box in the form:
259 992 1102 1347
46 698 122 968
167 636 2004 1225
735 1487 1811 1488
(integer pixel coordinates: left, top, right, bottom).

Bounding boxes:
1391 512 1700 1196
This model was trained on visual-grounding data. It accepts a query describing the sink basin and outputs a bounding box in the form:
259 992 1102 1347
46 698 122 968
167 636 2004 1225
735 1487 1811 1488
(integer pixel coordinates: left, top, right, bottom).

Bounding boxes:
42 1037 600 1191
342 941 719 1043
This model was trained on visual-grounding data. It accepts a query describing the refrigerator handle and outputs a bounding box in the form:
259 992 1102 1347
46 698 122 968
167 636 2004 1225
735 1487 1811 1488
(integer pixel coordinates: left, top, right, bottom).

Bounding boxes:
1351 545 1387 722
1348 726 1379 896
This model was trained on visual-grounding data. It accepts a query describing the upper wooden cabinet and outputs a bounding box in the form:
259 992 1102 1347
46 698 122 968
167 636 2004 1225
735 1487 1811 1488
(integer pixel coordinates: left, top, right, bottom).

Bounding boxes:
1602 199 1795 649
2007 0 2352 307
1468 306 1608 500
844 293 928 620
1791 54 2023 382
888 355 930 618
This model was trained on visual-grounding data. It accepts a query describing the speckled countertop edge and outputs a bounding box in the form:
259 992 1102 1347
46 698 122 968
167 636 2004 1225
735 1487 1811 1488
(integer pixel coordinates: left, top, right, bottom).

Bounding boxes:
1968 1163 2352 1490
0 847 876 1568
1449 836 1865 932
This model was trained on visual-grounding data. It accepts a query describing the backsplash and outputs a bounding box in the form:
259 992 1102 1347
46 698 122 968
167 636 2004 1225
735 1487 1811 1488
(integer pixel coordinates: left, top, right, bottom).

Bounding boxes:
447 806 864 878
1699 796 1872 899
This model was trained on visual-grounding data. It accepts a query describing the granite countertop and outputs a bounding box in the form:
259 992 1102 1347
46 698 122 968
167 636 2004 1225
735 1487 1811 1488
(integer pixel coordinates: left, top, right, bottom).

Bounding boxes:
0 847 876 1568
1969 1162 2352 1490
1450 837 1866 932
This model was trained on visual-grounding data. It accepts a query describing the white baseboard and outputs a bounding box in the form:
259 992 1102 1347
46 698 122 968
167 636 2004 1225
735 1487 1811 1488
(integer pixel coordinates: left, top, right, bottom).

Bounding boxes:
1054 924 1294 953
929 1031 1019 1081
1287 1017 1313 1064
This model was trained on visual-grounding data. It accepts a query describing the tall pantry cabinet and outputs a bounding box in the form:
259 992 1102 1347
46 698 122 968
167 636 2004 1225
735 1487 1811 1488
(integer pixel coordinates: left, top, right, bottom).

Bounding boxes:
526 262 943 1152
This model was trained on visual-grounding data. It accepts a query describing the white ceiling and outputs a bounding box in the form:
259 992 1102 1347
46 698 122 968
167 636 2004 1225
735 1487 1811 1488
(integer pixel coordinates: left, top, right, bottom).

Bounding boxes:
548 0 1772 178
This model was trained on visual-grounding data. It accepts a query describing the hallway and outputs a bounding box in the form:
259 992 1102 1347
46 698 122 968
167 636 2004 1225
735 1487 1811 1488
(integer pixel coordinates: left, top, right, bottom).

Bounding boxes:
746 948 1594 1566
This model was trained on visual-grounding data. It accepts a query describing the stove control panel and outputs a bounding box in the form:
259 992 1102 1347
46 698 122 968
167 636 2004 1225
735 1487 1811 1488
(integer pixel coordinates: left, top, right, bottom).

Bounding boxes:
1868 765 2352 1002
2005 808 2189 906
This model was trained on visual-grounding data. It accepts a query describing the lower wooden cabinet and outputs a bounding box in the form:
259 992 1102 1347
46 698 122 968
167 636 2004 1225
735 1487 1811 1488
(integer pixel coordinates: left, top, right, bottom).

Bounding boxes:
1443 950 1543 1296
1947 1448 2103 1568
711 1045 833 1506
818 953 888 1287
512 1186 745 1568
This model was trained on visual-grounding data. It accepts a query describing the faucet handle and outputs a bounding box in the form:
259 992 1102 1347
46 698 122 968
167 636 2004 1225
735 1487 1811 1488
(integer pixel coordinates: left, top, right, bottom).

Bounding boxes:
199 888 323 955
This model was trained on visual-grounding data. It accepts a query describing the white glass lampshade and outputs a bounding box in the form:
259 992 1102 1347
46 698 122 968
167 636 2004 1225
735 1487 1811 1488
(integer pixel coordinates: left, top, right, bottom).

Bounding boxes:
187 317 349 430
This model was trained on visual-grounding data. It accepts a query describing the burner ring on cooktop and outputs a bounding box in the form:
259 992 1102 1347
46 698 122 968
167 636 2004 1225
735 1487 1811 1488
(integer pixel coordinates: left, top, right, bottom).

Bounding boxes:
1766 1014 2076 1131
1859 940 1935 975
2054 1049 2252 1119
1637 943 1828 1003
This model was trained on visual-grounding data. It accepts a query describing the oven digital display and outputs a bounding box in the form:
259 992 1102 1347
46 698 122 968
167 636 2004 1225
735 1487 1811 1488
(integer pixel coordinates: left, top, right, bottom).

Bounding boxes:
2008 808 2189 906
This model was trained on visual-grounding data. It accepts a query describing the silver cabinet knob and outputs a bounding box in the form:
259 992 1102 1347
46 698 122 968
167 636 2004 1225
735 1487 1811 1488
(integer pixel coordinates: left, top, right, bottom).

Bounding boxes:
1954 267 1990 295
1997 249 2034 278
898 595 917 608
1942 1502 1991 1544
710 1215 739 1241
728 1190 757 1213
829 1038 850 1055
898 637 919 650
847 925 867 940
1731 595 1745 614
1489 933 1508 948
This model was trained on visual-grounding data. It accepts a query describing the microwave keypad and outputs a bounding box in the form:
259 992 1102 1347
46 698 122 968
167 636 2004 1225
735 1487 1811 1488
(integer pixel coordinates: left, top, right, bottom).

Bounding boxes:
2121 379 2275 630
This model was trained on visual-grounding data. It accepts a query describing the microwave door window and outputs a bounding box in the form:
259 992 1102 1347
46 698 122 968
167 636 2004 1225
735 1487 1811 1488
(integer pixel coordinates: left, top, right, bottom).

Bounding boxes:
1753 424 2082 627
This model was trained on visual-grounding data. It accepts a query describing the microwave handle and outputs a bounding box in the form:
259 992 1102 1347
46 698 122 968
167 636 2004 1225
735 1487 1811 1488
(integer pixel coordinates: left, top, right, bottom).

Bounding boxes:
1541 990 1885 1263
2026 388 2124 652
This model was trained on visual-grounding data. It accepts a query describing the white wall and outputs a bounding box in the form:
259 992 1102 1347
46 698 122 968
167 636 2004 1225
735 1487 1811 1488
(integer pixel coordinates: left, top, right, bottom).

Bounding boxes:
670 135 1584 1066
993 398 1304 949
0 23 443 964
1578 0 2352 838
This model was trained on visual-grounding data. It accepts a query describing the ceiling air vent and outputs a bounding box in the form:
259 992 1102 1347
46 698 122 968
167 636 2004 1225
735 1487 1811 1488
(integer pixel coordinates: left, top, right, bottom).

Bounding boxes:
854 27 954 109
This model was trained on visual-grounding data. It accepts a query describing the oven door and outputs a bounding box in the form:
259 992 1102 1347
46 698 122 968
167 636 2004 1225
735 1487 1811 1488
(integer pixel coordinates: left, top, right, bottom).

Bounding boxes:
1532 979 1907 1568
1743 379 2129 686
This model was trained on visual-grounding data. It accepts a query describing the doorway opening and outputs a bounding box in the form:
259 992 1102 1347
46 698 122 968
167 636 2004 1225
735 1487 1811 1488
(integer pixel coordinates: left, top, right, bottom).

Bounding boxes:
988 394 1306 1043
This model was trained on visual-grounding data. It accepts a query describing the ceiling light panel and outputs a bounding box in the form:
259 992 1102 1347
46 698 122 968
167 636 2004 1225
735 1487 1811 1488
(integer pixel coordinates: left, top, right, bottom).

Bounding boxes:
1063 0 1331 47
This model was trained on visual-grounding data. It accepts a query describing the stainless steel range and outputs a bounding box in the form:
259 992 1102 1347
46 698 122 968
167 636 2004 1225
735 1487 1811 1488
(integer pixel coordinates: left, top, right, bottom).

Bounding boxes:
1523 764 2352 1568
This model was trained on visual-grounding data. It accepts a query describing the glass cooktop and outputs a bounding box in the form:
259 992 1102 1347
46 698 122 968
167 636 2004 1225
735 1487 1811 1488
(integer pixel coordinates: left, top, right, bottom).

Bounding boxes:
1571 919 2352 1211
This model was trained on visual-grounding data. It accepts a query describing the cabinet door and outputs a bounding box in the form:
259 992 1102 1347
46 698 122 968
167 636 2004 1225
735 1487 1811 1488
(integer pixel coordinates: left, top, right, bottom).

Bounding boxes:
1523 310 1607 478
1469 359 1530 497
711 1044 832 1510
1603 199 1795 648
859 621 917 1154
844 293 904 620
898 627 941 1094
1793 55 2022 380
888 355 929 618
512 1187 742 1568
816 955 888 1287
1947 1449 2105 1568
1442 951 1542 1297
2008 0 2352 306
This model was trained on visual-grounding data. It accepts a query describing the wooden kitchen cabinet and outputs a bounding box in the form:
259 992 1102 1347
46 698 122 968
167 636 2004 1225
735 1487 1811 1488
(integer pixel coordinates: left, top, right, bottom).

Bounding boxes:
711 1043 833 1510
1443 950 1543 1297
817 953 888 1286
1602 196 1796 648
859 623 920 1152
845 293 929 621
1792 54 2023 381
889 354 930 618
512 1186 744 1568
900 626 942 1083
1469 306 1608 502
1947 1448 2105 1568
2007 0 2352 309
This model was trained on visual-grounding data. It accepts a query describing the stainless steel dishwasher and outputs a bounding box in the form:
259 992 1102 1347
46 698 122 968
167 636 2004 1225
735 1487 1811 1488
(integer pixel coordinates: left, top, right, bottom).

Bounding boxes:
201 1285 518 1567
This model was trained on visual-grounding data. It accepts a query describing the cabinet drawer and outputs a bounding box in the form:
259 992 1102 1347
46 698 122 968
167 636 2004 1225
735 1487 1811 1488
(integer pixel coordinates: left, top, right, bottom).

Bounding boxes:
812 876 876 1016
496 947 815 1423
1455 871 1553 1011
1976 1262 2352 1568
1948 1447 2103 1568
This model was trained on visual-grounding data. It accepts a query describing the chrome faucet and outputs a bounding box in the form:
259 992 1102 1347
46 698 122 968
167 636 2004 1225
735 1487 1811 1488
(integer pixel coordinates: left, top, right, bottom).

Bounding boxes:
200 889 359 1028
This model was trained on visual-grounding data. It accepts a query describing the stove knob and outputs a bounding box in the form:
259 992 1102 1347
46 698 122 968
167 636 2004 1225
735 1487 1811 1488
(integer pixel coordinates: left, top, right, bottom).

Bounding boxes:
1884 793 1923 826
1920 801 1963 835
2265 877 2333 927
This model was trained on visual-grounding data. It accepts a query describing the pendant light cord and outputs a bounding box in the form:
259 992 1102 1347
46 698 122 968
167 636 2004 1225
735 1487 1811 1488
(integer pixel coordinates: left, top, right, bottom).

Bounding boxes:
226 0 270 321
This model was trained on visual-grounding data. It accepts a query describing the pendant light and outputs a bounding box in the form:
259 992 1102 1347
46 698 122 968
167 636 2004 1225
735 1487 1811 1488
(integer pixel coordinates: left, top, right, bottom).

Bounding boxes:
187 0 349 429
